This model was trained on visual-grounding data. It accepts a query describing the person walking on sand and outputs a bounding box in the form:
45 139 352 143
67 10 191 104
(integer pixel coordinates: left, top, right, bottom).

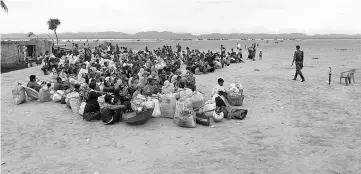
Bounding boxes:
291 45 305 82
259 51 262 60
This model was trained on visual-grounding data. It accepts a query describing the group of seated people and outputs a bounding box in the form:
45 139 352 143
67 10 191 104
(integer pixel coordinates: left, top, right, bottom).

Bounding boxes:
24 43 244 124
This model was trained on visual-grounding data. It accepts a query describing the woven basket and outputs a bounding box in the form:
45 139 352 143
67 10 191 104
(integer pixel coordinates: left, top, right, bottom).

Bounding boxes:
124 108 154 125
23 86 39 99
228 94 244 106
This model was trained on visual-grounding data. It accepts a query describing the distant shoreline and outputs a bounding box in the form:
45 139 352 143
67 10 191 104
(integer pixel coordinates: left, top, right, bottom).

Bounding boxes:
2 38 361 42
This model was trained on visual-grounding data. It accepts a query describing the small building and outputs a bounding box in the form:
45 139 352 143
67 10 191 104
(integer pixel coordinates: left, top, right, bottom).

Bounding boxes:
1 39 53 66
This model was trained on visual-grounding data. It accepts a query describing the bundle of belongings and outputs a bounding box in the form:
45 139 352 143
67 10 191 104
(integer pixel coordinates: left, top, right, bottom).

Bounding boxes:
12 83 26 105
124 94 161 125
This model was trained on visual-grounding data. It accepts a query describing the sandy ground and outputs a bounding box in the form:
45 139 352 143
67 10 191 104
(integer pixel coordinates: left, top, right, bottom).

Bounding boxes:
1 40 361 174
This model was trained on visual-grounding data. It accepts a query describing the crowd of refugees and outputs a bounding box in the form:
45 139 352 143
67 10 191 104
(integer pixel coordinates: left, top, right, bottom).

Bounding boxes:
23 42 248 126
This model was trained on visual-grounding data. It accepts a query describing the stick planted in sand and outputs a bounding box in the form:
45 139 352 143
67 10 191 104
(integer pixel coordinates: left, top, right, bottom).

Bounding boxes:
329 67 332 85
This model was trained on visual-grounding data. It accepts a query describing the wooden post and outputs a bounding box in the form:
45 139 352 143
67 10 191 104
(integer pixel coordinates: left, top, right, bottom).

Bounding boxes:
329 67 332 85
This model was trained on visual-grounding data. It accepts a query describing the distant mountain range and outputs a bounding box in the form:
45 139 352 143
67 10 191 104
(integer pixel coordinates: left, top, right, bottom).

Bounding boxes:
1 31 361 40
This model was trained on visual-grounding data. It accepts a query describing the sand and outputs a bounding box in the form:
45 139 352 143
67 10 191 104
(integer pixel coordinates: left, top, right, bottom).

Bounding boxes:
1 39 361 174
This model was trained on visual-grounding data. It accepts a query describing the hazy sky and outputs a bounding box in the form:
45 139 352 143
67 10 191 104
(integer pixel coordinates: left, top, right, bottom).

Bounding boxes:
0 0 360 35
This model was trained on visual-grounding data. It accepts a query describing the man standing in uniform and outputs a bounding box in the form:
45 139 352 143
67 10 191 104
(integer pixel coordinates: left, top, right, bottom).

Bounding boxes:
220 45 226 59
291 45 305 82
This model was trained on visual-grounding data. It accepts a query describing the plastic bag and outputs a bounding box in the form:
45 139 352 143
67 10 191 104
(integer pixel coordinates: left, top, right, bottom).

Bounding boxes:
144 99 155 109
189 91 205 110
229 87 240 94
38 87 52 103
179 88 193 100
52 90 64 102
174 99 195 123
234 82 244 95
66 92 81 114
198 100 216 118
212 111 224 122
12 84 26 105
131 95 146 111
160 93 176 119
152 99 161 117
69 98 81 115
174 99 196 128
78 102 86 116
98 95 105 107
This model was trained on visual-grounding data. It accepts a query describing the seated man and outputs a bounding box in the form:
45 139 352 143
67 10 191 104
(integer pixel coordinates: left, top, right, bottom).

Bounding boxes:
100 94 125 124
211 78 230 118
212 78 228 103
54 77 70 91
212 78 226 96
27 75 42 92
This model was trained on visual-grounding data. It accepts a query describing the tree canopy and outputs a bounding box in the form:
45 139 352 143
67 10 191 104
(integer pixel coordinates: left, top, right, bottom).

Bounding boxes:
47 18 61 30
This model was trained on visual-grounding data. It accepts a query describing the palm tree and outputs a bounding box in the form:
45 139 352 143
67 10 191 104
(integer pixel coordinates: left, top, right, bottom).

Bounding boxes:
1 0 8 13
47 18 61 46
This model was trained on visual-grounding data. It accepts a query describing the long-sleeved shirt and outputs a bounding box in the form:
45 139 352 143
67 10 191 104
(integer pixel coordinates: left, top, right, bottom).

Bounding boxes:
212 84 226 97
27 81 41 92
100 103 125 115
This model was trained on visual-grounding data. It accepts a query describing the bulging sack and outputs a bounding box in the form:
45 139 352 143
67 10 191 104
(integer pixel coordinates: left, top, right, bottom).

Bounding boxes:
189 91 205 110
52 90 64 102
69 98 81 114
144 99 155 109
38 87 52 103
230 83 244 95
67 92 81 114
199 100 216 118
12 84 26 105
174 99 196 128
174 100 196 128
160 93 176 119
212 111 224 122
